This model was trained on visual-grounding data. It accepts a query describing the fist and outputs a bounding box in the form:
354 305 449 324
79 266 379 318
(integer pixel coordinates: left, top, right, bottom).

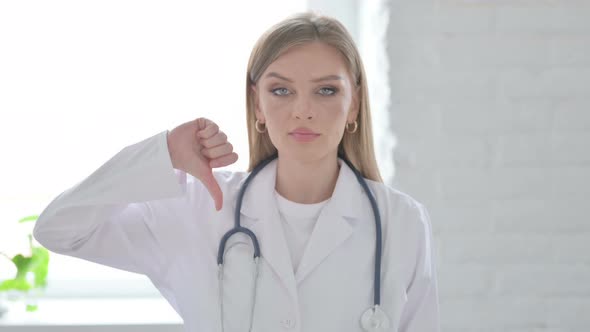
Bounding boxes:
167 117 238 211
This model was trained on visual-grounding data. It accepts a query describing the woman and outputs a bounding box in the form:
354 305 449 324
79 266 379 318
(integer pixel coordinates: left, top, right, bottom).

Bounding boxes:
34 11 440 332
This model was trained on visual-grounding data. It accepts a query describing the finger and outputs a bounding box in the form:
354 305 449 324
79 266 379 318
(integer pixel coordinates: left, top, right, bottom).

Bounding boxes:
197 122 219 139
200 131 227 149
201 142 233 159
209 152 238 168
195 117 213 131
199 170 223 211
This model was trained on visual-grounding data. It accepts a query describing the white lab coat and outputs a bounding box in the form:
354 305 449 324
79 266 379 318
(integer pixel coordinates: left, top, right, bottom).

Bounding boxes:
33 130 441 332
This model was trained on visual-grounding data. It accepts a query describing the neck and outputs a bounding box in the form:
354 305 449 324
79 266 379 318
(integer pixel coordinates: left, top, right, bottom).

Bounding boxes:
275 153 340 204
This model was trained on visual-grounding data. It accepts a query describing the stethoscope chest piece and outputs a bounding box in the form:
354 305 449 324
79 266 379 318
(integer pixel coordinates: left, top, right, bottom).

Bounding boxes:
360 305 390 332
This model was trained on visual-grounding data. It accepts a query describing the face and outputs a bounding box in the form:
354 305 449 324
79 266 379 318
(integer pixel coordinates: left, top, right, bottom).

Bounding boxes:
251 41 359 162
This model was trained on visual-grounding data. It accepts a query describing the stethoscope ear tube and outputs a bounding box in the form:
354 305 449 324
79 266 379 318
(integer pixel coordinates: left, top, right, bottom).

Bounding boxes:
217 226 261 265
217 153 277 265
337 153 383 307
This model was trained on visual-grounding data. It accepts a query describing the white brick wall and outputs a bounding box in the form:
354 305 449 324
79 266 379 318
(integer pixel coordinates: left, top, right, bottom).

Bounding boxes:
386 0 590 331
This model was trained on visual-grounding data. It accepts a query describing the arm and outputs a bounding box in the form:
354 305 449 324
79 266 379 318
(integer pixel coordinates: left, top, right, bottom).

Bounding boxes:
33 130 188 279
399 203 441 332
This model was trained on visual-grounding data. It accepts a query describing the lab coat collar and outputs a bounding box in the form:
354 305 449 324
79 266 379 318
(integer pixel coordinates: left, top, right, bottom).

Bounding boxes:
237 156 365 220
231 156 367 298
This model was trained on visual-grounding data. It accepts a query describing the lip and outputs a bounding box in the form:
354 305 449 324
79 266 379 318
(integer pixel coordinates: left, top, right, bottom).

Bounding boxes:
289 127 319 135
288 127 320 142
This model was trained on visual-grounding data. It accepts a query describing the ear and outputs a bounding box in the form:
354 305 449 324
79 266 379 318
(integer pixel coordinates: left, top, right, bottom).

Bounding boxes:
348 86 360 122
251 84 265 123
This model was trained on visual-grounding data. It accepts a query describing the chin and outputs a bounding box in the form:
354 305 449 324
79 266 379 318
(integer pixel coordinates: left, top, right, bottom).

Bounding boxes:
280 148 334 164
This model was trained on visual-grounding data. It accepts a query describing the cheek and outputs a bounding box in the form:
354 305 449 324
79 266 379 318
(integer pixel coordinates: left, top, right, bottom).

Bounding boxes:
324 101 349 123
259 97 286 119
326 102 350 136
260 102 288 126
318 95 351 114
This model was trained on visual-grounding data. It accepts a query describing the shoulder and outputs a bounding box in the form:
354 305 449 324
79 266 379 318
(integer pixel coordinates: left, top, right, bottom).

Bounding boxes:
182 169 249 190
212 169 249 191
363 180 436 286
363 178 428 217
363 178 433 245
171 169 249 211
184 169 248 200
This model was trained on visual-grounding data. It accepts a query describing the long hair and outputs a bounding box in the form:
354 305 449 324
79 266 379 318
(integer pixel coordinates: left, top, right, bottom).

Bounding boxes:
245 11 382 182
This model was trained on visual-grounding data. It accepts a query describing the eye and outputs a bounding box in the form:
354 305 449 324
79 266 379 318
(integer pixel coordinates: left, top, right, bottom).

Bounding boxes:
318 87 338 96
270 87 290 96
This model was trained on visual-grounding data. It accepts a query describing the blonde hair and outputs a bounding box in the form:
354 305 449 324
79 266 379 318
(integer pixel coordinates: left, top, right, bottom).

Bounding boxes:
245 11 383 183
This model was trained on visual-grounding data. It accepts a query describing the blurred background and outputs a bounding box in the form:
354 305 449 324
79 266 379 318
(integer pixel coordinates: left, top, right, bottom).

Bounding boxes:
0 0 589 331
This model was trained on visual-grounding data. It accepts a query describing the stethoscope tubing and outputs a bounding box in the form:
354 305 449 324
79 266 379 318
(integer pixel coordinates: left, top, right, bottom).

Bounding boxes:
216 152 384 330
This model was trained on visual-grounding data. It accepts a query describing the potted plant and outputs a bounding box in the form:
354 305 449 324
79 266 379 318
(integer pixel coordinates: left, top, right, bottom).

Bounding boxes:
0 215 50 317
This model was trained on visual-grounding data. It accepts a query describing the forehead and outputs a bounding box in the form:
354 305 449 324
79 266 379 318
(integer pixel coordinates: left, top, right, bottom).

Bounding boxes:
264 42 351 81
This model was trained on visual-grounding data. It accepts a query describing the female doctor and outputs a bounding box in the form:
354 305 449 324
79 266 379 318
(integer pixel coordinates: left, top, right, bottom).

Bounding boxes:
33 11 440 332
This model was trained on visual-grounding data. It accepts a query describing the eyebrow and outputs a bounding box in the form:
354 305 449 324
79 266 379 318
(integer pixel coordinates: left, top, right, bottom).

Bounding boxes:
264 72 344 83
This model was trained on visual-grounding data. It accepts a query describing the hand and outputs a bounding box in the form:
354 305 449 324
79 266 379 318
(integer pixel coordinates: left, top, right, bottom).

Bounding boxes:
167 117 238 211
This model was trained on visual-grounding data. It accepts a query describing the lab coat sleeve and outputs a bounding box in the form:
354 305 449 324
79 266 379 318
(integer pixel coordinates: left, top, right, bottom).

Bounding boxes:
399 203 441 332
33 129 188 279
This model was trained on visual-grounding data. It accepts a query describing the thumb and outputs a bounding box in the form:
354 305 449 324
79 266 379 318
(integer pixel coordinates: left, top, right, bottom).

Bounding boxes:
199 170 223 211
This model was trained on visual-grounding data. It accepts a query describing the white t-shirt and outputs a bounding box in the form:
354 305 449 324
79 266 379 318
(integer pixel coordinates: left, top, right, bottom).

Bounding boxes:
273 189 331 274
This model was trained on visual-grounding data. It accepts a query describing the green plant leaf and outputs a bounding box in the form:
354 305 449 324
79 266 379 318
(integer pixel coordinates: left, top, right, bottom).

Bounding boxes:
26 304 39 312
0 278 31 291
18 215 39 223
30 247 49 288
0 248 50 292
0 215 49 294
13 254 32 280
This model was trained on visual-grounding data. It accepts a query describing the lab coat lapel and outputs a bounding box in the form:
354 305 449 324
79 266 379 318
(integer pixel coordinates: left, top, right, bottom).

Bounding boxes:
233 158 299 302
232 157 367 297
295 158 365 285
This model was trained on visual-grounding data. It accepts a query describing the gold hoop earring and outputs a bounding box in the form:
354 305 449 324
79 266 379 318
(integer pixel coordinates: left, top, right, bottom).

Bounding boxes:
346 120 358 134
255 119 267 133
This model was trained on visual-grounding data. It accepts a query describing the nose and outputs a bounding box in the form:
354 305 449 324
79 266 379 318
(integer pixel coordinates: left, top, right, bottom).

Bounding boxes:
293 96 314 120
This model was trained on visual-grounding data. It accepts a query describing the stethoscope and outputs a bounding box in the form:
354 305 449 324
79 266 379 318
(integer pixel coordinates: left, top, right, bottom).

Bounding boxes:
217 153 390 331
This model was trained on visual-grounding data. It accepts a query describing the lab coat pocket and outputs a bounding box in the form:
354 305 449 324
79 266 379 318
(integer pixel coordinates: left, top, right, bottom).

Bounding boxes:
218 236 258 332
395 289 409 331
382 283 408 332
